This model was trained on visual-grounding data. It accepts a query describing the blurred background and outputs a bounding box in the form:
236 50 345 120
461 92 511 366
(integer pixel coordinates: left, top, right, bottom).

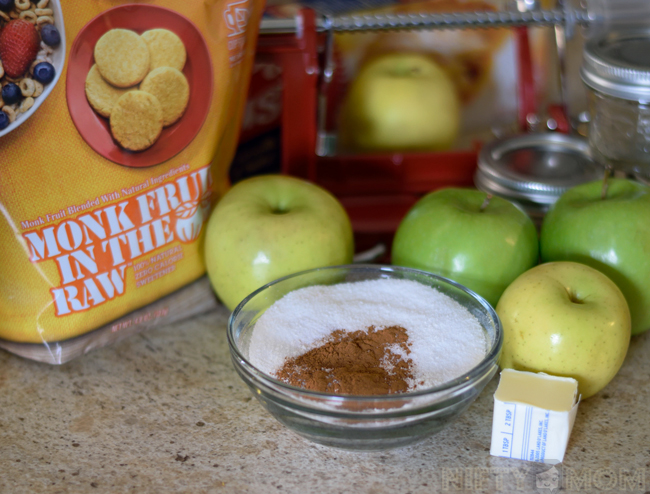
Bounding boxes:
229 0 591 253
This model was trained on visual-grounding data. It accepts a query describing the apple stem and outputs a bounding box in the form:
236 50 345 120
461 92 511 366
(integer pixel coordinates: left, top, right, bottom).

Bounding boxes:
566 288 585 304
479 194 493 212
601 166 612 200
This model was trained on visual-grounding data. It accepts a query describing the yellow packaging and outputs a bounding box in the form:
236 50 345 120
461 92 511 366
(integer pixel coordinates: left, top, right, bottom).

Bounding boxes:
0 0 264 362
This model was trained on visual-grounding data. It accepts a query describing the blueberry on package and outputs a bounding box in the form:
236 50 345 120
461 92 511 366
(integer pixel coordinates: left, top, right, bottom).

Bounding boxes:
0 0 264 363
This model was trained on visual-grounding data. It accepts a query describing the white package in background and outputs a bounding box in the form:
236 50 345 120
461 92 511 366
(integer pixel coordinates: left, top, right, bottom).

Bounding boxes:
490 369 580 464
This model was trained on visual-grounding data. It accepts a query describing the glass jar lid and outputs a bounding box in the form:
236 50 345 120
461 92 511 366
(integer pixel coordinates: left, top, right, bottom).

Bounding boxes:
581 30 650 101
475 133 603 205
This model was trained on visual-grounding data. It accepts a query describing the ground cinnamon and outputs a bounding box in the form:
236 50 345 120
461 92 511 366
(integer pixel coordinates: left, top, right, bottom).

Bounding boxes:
274 326 415 395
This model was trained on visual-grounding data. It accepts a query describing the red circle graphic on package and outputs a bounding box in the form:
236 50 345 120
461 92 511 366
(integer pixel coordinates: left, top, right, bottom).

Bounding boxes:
66 4 213 168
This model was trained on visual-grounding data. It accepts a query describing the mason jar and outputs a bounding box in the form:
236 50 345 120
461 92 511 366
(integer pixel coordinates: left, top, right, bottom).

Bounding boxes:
581 30 650 182
475 133 603 228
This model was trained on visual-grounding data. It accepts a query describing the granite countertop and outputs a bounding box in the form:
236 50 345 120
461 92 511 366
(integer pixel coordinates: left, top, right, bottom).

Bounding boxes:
1 293 649 494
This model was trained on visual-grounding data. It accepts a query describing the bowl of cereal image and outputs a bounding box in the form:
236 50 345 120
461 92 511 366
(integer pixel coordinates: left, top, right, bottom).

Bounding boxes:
0 0 65 138
227 264 502 451
65 4 213 168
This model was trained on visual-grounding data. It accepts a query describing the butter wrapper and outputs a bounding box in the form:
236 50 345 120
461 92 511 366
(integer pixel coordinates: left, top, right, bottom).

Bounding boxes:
490 369 580 464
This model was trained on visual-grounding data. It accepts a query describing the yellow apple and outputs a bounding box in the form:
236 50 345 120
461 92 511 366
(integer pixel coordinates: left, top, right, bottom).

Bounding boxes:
204 175 354 310
497 262 631 399
339 53 460 152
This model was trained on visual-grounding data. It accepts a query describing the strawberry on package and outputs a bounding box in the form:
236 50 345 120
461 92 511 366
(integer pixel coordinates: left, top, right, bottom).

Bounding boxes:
0 19 41 78
0 0 264 363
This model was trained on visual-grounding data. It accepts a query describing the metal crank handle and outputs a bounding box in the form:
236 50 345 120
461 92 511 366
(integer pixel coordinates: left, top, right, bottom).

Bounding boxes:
259 0 650 39
259 9 588 35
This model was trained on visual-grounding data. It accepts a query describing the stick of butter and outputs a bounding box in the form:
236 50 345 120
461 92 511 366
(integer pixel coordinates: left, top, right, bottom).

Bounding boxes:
490 369 580 464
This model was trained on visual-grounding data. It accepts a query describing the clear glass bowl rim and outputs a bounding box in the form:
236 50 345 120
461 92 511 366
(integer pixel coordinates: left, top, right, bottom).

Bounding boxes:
227 263 503 402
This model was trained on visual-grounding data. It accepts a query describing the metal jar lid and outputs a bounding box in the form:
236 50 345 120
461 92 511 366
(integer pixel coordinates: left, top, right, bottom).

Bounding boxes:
475 133 603 206
581 30 650 101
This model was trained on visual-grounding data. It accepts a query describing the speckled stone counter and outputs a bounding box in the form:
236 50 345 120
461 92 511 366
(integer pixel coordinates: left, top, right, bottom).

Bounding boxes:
1 295 649 494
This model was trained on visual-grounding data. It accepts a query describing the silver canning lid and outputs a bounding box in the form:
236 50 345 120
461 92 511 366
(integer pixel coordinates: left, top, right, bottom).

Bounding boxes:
581 30 650 101
475 133 603 205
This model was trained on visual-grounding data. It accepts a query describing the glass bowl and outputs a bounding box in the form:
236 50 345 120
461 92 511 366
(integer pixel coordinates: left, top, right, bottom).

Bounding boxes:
227 264 502 451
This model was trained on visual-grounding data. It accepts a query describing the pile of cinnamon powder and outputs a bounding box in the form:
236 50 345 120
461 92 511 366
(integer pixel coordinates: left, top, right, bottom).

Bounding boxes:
248 278 487 395
275 326 417 395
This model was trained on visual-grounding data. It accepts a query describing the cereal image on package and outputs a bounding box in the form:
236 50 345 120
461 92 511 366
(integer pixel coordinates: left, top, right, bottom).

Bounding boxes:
0 0 64 136
84 26 190 152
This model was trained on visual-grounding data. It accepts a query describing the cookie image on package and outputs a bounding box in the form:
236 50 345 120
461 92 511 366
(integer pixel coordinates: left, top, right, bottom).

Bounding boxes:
141 29 187 71
110 90 163 151
94 29 150 87
83 24 192 152
139 67 189 127
84 64 133 117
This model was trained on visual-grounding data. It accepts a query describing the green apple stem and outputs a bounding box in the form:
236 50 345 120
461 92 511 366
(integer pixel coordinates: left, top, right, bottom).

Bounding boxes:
479 194 493 212
601 166 612 200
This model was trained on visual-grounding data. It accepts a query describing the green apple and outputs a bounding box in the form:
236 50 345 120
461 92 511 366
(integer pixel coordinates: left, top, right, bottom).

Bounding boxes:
497 261 631 399
541 178 650 335
339 53 460 152
204 175 354 310
392 188 538 307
